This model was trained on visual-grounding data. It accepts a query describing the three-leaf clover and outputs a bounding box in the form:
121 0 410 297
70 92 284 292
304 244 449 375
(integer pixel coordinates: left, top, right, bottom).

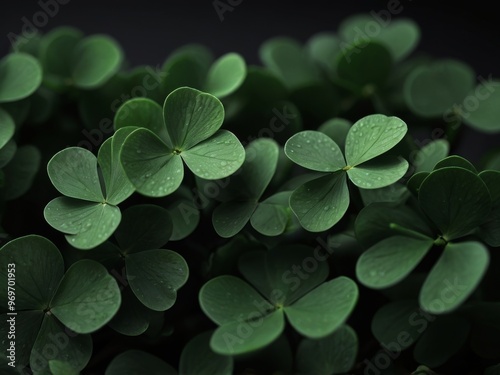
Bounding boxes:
404 59 500 132
284 114 408 231
212 138 292 237
0 235 121 373
356 161 494 314
162 46 247 98
87 204 188 336
199 245 358 355
39 27 123 90
44 128 135 249
118 87 245 197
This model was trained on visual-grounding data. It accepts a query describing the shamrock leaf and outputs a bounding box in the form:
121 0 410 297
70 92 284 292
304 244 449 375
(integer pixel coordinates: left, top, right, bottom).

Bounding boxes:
199 246 358 355
0 235 121 373
44 129 135 249
285 114 408 231
39 27 123 90
212 138 281 237
120 87 245 197
0 53 42 102
87 204 188 314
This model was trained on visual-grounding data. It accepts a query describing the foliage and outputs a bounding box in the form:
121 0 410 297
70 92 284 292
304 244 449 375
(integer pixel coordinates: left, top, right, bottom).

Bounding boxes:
0 14 499 375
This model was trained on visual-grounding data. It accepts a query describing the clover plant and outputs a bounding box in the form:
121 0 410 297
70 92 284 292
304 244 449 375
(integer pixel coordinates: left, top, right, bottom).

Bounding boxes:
0 14 500 375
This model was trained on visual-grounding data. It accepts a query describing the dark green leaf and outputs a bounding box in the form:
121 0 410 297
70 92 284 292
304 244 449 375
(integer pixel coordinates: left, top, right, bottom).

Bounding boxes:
47 147 103 202
165 187 200 241
479 170 500 246
0 108 15 149
120 128 183 197
0 53 43 102
462 79 500 133
50 260 121 333
105 350 177 375
98 128 136 205
127 249 188 311
317 117 351 151
199 275 274 326
345 114 407 166
0 310 43 368
114 98 171 146
0 235 63 310
285 277 358 338
260 37 320 90
250 191 291 236
209 309 285 355
336 42 392 94
418 167 490 240
290 172 349 232
237 138 280 199
238 245 329 305
348 155 409 189
205 53 246 98
413 139 450 173
376 19 421 61
433 155 478 173
355 203 434 248
296 325 358 375
0 145 41 200
404 60 475 117
164 87 224 150
359 182 410 206
44 197 121 250
71 35 123 89
212 201 258 238
407 171 430 196
39 27 83 86
371 300 427 350
181 130 245 180
115 204 172 253
285 131 345 172
0 139 16 168
420 241 489 314
30 315 92 373
108 288 156 336
179 331 233 375
49 360 80 375
413 315 470 367
306 32 340 76
356 236 434 289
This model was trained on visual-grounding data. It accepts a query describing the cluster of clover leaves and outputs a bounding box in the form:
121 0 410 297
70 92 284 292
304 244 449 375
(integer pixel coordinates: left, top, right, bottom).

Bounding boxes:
0 15 500 375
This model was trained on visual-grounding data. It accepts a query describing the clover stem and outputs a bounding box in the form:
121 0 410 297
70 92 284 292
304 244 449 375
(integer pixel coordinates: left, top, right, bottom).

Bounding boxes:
172 149 182 155
433 236 448 247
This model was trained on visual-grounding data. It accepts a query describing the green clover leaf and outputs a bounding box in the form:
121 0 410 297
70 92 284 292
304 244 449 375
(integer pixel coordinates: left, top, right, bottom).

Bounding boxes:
119 87 245 197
